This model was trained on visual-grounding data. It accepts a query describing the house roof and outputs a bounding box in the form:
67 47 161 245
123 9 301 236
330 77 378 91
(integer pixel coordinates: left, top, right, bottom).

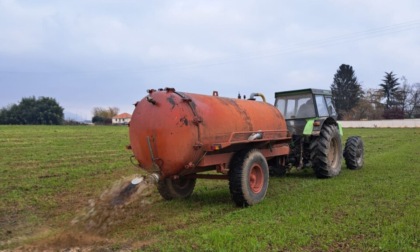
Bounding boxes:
113 113 131 119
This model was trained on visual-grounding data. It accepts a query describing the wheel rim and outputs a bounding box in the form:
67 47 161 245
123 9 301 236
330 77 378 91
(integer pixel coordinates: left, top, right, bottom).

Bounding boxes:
328 138 339 169
173 177 190 190
249 164 264 193
356 145 363 165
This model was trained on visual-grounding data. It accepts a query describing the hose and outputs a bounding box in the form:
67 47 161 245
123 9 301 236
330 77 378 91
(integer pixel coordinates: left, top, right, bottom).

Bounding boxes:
249 93 266 102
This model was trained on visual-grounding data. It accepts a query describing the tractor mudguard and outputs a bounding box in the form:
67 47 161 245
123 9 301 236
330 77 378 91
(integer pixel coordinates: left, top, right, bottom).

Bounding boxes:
303 117 343 136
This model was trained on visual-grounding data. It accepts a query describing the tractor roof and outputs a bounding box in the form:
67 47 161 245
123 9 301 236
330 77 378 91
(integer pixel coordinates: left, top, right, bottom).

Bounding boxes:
275 88 332 97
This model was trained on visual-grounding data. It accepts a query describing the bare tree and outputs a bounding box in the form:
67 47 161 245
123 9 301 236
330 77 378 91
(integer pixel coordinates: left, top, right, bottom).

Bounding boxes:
342 98 373 120
365 88 384 119
406 83 420 118
342 88 385 120
395 76 410 116
393 77 420 118
92 107 120 124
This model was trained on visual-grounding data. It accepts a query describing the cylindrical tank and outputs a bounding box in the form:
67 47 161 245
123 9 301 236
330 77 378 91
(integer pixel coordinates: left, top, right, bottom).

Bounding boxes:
129 88 287 178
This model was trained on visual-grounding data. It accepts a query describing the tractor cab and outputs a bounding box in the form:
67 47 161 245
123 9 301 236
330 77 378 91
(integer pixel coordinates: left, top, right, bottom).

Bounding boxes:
274 88 337 135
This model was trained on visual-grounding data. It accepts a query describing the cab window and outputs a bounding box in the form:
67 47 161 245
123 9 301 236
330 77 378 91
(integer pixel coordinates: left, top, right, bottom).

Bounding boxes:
325 97 337 117
315 95 329 117
275 94 315 119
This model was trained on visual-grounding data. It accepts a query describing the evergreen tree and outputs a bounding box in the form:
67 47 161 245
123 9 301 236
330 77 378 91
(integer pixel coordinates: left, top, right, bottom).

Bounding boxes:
379 71 400 109
330 64 363 119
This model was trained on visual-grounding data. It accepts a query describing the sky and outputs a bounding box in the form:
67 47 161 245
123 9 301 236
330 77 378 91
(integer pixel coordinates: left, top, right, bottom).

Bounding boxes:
1 0 419 120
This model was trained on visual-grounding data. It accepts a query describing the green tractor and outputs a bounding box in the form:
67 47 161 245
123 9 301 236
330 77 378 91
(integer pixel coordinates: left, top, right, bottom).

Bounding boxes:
271 88 364 178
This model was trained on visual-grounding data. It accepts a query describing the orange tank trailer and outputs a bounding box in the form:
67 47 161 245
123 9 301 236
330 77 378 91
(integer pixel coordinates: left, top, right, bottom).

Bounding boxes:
128 87 290 206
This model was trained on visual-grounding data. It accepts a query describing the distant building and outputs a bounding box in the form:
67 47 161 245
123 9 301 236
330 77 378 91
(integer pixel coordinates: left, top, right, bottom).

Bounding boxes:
112 113 131 125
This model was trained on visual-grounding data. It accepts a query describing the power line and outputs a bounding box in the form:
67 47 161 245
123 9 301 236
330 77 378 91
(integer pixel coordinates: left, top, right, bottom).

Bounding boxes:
1 20 419 75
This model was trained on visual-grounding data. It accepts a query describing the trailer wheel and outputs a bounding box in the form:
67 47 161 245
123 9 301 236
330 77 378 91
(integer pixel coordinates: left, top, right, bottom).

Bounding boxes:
310 124 342 178
344 136 364 170
157 177 196 200
229 149 269 207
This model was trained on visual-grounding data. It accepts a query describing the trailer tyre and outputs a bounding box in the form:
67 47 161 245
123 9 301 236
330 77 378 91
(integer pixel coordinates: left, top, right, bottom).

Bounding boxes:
157 177 196 200
344 136 364 170
229 149 269 207
310 124 342 178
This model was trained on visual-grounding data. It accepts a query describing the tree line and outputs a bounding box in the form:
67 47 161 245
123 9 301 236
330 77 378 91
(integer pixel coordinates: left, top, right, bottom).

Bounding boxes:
331 64 420 120
0 96 120 125
1 65 419 125
0 97 64 125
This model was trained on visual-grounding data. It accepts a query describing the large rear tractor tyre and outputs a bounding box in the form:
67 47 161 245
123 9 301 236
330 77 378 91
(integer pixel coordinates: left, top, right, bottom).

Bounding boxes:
344 136 364 170
310 124 343 178
229 149 269 207
157 177 196 200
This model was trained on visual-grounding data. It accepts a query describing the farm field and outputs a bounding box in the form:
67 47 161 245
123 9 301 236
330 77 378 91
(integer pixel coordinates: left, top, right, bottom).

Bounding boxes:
0 126 419 251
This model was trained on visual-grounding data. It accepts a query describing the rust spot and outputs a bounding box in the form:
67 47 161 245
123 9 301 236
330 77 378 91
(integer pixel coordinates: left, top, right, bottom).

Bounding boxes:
189 100 197 111
227 98 253 130
193 116 202 125
167 95 176 109
176 116 189 127
181 116 188 126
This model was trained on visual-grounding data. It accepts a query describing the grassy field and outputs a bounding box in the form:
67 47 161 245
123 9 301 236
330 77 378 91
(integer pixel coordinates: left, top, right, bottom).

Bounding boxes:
0 126 419 251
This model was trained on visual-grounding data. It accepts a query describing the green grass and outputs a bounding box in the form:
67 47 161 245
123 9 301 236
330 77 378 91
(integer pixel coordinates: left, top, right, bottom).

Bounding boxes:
0 126 133 240
0 126 419 251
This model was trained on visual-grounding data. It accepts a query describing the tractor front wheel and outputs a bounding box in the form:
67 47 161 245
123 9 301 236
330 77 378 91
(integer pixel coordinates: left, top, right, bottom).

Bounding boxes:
229 149 269 207
310 124 343 178
344 136 364 170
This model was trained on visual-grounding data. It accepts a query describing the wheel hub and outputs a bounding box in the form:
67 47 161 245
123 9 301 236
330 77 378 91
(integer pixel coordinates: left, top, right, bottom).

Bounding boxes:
328 139 339 168
249 164 264 193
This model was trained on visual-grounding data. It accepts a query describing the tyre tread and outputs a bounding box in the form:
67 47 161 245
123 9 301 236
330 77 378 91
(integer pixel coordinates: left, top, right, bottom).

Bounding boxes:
311 124 342 178
344 136 364 170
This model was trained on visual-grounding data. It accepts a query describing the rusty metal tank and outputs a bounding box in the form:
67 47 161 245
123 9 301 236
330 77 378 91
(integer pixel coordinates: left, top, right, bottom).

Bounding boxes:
129 88 288 178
